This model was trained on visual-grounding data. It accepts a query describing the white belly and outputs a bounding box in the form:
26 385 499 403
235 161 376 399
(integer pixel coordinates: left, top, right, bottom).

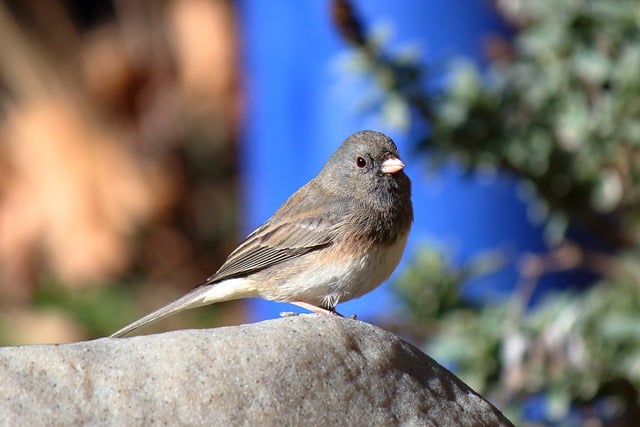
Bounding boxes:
266 230 409 308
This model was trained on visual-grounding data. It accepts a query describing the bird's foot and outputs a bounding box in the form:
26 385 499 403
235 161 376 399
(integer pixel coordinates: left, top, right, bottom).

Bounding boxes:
289 301 357 319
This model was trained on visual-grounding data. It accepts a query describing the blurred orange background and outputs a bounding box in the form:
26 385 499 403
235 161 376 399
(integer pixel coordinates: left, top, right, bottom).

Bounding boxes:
0 0 243 343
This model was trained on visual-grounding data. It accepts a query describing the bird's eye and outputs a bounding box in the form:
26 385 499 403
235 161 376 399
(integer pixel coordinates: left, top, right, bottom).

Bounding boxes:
356 156 367 168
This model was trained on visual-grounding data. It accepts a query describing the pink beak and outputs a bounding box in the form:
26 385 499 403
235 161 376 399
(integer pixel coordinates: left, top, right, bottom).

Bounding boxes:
381 156 405 174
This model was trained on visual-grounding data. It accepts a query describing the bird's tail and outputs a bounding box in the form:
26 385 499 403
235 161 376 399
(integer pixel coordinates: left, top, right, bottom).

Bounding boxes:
110 278 256 338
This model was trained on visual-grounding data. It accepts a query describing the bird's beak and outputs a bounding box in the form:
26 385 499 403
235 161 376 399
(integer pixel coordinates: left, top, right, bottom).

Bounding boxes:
381 156 405 174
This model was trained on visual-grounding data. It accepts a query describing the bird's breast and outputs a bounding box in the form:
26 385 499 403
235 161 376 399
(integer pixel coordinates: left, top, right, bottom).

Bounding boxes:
254 228 409 309
307 228 410 308
346 229 409 298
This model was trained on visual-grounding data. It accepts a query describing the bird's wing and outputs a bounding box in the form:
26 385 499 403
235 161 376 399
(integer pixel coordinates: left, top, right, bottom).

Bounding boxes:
202 200 344 285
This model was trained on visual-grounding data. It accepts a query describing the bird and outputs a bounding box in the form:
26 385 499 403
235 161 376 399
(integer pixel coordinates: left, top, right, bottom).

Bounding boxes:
111 130 413 337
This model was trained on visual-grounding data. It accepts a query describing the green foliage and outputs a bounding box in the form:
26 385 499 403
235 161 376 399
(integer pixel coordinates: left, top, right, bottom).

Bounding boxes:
33 281 138 338
31 279 225 339
430 0 640 248
396 251 640 423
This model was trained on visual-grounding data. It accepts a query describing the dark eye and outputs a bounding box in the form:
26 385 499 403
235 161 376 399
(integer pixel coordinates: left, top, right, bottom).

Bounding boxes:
356 156 367 168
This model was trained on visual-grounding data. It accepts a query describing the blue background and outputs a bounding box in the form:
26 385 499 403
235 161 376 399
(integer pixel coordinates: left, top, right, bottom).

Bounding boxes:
237 1 548 321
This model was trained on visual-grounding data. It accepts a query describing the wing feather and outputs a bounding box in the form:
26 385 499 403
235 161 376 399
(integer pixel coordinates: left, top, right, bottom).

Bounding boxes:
202 212 339 285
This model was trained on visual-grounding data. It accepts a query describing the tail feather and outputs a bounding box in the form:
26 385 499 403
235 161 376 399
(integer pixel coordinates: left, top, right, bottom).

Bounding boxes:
110 278 256 337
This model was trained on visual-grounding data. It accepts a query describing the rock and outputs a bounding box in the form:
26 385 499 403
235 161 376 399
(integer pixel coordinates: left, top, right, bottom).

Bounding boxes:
0 315 513 426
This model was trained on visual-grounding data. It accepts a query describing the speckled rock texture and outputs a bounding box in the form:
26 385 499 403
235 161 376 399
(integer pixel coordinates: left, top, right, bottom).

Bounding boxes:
0 315 513 426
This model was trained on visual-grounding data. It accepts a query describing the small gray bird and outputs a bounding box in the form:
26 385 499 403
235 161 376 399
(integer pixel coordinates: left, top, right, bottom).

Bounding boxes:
111 130 413 337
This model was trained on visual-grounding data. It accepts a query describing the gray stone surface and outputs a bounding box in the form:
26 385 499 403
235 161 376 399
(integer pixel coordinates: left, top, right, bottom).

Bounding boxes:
0 315 513 426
